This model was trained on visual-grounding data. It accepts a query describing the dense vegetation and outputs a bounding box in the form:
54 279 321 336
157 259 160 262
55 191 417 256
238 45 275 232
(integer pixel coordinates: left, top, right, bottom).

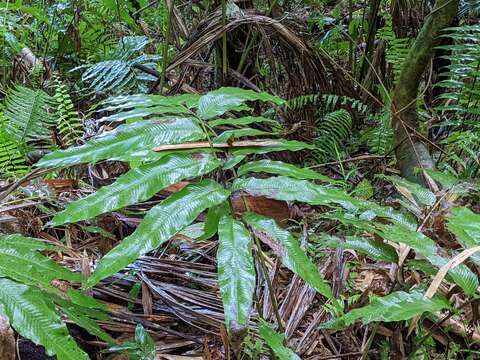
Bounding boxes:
0 0 479 359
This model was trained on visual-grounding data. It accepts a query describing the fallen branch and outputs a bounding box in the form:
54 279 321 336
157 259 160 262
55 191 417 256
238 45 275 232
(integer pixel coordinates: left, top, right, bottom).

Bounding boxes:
152 140 281 152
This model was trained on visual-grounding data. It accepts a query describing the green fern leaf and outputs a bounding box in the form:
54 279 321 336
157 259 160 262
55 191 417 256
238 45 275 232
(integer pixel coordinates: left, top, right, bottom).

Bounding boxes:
50 151 221 226
37 118 206 168
232 176 362 211
243 212 335 303
326 236 399 263
86 180 230 287
213 128 274 143
314 109 352 162
326 289 449 329
0 278 89 360
382 175 436 207
217 215 255 331
237 160 341 183
3 85 56 149
198 87 284 120
0 235 83 287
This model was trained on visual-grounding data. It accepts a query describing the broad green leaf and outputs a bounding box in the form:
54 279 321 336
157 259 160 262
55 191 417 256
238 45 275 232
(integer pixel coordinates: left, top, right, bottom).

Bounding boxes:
213 128 273 143
37 118 205 167
424 169 458 189
448 207 480 249
259 321 301 360
98 93 200 112
382 175 436 207
0 235 82 287
0 278 89 360
86 180 230 287
233 176 362 211
237 160 340 183
379 224 437 258
209 116 280 128
198 87 284 119
328 290 449 328
50 152 221 226
243 212 335 302
326 236 398 263
217 215 255 330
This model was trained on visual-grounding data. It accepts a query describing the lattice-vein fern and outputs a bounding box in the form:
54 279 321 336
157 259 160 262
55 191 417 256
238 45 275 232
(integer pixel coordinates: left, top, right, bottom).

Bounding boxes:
3 85 56 153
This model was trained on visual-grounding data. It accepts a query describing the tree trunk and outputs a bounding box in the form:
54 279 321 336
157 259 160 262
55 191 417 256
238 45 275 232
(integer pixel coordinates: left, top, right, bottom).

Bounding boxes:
392 0 459 183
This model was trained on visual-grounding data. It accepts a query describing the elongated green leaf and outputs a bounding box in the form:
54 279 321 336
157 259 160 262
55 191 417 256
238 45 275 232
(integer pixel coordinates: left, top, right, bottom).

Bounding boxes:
213 128 273 144
37 118 205 168
198 87 284 119
217 215 255 330
0 235 82 287
379 224 479 295
448 207 480 248
233 176 362 211
448 207 480 266
209 116 280 128
379 224 437 258
86 180 230 287
55 296 114 344
98 93 199 112
0 278 89 360
327 290 449 329
326 236 398 263
50 152 221 226
259 321 301 360
237 160 340 183
382 175 436 207
243 212 334 302
0 234 57 252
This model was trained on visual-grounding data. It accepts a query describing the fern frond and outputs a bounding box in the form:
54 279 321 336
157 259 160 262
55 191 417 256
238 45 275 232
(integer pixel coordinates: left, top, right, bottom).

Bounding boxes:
0 111 28 177
287 94 368 115
52 76 84 147
377 17 410 83
3 85 56 152
364 110 394 155
74 36 159 94
314 109 353 161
